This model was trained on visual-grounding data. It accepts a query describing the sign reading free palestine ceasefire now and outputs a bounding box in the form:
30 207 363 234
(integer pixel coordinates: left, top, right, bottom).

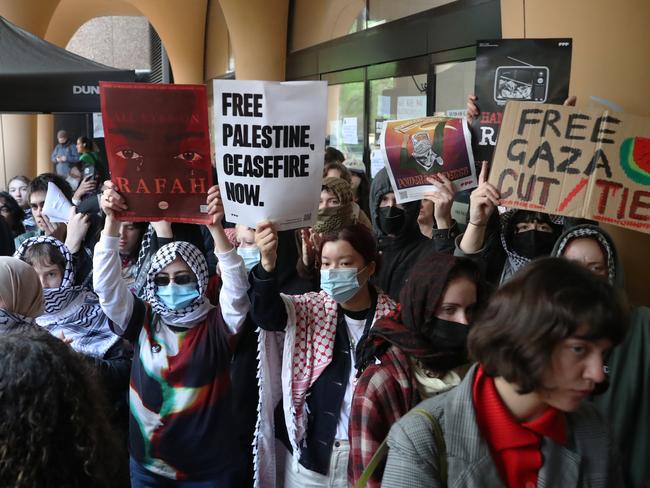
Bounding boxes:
213 80 327 231
489 101 650 234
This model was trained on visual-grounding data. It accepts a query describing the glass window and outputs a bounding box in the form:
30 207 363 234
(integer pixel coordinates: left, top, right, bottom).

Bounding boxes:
434 60 476 118
367 0 457 27
291 0 366 52
326 82 366 162
367 73 427 175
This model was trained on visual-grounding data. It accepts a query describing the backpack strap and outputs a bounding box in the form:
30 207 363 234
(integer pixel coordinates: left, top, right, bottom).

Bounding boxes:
354 408 447 488
412 408 447 485
354 438 389 488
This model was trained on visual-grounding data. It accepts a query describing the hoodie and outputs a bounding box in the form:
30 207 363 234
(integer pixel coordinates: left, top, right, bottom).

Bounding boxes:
552 224 649 488
370 168 430 300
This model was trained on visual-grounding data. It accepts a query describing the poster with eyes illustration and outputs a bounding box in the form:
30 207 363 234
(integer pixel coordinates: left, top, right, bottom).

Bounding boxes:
100 81 213 224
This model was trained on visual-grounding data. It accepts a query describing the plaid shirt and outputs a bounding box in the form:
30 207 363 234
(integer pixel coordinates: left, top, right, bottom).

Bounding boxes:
348 345 420 487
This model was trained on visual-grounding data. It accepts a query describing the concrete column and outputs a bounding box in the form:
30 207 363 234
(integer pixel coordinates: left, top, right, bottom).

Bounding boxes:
0 115 38 187
218 0 289 81
36 114 55 175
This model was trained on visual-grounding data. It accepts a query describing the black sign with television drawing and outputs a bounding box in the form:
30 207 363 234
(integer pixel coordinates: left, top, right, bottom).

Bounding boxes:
471 39 572 162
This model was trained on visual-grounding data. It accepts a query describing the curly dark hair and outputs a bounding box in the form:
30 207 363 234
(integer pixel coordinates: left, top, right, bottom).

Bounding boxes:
0 327 127 488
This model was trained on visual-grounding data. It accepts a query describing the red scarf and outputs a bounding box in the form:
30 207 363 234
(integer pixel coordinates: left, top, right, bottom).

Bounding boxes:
472 366 566 488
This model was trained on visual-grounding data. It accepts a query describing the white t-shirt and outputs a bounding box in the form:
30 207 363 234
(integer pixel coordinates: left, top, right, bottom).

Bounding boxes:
335 315 366 440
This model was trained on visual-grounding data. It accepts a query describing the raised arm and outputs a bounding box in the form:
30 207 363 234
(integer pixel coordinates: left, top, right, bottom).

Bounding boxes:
93 181 138 336
458 161 500 254
248 220 288 331
205 185 250 333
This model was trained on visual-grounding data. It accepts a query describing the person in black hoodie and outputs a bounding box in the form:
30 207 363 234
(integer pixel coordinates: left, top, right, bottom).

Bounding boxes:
370 168 457 300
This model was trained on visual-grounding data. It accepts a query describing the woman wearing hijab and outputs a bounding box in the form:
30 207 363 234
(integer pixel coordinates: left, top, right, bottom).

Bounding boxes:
0 256 43 331
250 222 397 488
349 253 484 487
95 181 251 486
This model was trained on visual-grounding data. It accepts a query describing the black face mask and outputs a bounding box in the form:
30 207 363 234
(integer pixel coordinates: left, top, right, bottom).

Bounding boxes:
421 317 470 370
510 229 556 259
426 317 470 351
378 206 406 236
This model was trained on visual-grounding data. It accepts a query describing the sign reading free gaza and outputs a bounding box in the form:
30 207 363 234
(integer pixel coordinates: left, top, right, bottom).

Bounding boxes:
489 101 650 234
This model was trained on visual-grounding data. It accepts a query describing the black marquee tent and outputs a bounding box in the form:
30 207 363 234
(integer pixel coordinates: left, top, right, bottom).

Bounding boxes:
0 16 136 113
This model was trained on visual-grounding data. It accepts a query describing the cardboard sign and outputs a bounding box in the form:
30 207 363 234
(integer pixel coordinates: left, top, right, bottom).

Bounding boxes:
212 80 327 231
380 116 476 203
490 101 650 234
472 39 572 162
100 82 213 224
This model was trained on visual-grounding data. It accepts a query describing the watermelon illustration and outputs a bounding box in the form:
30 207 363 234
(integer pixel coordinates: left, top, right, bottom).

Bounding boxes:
620 136 650 185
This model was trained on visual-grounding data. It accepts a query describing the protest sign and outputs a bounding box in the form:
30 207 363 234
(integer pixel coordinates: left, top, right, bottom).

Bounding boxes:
472 39 572 162
42 182 73 223
212 80 327 231
100 82 213 224
380 116 476 203
489 101 650 234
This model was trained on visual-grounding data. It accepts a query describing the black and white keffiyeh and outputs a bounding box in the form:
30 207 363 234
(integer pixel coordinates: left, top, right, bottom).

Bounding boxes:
0 310 35 332
15 236 118 358
143 241 213 326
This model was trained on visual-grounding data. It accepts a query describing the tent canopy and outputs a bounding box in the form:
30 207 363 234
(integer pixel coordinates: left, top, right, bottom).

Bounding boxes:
0 16 136 113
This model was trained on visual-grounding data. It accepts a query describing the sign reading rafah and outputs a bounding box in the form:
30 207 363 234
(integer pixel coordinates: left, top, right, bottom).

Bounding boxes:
489 101 650 233
213 80 327 231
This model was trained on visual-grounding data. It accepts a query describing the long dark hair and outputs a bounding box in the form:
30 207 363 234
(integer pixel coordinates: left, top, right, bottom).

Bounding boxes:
0 192 25 236
0 327 127 487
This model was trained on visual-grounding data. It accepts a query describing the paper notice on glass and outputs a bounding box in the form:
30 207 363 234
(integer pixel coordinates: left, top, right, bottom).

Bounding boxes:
370 148 385 178
380 116 477 204
329 120 340 146
42 182 73 223
377 95 391 117
92 113 104 138
213 79 327 231
342 117 358 144
396 96 426 120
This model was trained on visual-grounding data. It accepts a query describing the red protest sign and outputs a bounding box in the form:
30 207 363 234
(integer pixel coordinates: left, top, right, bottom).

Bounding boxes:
100 82 213 224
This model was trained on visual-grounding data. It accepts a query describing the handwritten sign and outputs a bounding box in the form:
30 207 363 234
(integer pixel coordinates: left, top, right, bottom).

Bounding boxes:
490 101 650 233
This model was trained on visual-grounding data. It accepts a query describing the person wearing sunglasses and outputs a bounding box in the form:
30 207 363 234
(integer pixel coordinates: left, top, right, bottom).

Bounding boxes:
94 181 251 486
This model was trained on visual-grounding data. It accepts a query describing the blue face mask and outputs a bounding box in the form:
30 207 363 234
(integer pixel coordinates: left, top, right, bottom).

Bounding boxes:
320 267 365 303
155 283 200 310
237 246 261 272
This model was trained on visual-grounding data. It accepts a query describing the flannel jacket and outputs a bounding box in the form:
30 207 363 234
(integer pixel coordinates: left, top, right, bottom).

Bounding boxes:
382 364 623 488
348 345 419 487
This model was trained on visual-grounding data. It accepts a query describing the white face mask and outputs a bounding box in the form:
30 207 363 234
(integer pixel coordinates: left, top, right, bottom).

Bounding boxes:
237 246 261 272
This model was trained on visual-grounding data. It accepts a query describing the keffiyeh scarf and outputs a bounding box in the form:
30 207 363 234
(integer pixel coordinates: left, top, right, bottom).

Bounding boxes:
15 236 118 357
143 241 214 327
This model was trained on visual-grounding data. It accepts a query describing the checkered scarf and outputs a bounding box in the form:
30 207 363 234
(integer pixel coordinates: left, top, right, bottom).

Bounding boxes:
551 224 617 285
499 209 564 282
143 241 213 326
0 310 35 331
15 236 118 358
15 236 76 314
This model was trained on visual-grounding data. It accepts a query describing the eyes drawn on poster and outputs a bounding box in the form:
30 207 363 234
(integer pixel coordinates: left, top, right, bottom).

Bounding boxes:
494 56 549 104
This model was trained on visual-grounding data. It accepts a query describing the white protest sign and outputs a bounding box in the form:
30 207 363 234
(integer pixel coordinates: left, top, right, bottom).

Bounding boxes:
42 182 73 223
213 80 327 231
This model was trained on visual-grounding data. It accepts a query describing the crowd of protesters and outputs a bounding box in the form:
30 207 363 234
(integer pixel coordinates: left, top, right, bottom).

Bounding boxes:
0 97 648 488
